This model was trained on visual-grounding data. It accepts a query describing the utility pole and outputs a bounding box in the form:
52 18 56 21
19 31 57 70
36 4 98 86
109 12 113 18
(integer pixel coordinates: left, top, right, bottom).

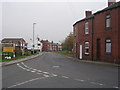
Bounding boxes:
33 23 36 54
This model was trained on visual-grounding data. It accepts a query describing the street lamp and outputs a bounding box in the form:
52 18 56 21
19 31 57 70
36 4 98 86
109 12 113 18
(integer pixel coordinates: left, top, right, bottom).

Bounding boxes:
33 23 36 54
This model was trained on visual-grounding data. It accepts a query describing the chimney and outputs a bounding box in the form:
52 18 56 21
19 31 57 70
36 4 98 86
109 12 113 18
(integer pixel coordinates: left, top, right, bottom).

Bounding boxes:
85 11 92 17
108 0 116 6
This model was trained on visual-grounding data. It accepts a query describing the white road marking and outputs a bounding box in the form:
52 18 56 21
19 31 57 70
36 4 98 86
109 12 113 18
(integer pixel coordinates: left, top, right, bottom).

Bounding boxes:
80 80 84 82
37 70 42 72
18 63 40 72
113 86 119 88
99 83 103 86
26 69 30 71
37 73 42 74
75 79 85 82
62 76 69 78
17 63 108 87
17 63 33 72
21 62 33 69
90 82 104 86
33 69 37 71
31 71 36 72
8 76 51 88
52 66 60 68
17 63 26 70
43 74 50 77
51 74 58 77
43 72 49 74
90 82 98 85
17 63 19 65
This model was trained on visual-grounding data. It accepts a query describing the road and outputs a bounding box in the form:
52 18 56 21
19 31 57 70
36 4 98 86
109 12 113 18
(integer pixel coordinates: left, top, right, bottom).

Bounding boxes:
2 52 119 88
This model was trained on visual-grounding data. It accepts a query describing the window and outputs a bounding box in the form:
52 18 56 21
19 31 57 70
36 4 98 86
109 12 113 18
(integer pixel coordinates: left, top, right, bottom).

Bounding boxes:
106 14 111 28
85 42 89 55
85 22 89 34
106 39 111 53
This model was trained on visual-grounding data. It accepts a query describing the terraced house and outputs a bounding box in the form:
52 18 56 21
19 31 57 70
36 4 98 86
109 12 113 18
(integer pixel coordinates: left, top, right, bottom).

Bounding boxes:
73 0 120 63
41 40 62 52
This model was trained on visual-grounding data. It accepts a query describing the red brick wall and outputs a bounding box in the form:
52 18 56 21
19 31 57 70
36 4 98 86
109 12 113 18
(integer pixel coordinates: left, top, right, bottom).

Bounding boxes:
73 24 79 58
41 41 48 51
73 8 120 63
73 18 93 60
78 19 93 60
94 8 119 63
118 8 120 63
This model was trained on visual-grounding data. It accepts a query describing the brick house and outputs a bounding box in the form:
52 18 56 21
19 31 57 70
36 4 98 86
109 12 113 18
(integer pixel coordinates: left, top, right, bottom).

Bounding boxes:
41 40 62 52
1 38 27 57
73 0 120 63
41 40 50 51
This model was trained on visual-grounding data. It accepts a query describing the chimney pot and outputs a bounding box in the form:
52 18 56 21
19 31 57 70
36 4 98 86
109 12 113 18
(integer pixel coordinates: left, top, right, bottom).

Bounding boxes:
108 0 116 6
85 11 92 17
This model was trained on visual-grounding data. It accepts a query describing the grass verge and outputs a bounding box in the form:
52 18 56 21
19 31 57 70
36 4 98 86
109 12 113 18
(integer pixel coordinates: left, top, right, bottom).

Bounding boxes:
0 53 39 62
56 51 73 57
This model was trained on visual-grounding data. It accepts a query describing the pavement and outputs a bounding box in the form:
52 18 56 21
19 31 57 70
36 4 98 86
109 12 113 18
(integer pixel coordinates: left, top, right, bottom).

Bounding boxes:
2 52 119 88
67 56 119 67
0 53 43 67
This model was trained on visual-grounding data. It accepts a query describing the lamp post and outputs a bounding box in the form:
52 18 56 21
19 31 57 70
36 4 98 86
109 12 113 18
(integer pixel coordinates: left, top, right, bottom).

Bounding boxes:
33 23 36 54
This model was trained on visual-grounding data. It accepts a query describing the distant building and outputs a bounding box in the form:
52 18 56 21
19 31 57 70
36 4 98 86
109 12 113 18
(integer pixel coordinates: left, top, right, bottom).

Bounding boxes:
41 40 62 52
1 38 27 57
73 0 120 63
37 40 43 52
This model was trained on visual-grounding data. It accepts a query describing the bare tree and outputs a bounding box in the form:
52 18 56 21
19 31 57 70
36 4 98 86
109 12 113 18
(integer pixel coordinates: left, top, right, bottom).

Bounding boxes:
62 32 73 51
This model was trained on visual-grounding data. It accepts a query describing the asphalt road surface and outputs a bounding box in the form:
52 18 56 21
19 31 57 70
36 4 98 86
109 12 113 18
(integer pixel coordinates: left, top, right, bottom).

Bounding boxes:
2 52 119 88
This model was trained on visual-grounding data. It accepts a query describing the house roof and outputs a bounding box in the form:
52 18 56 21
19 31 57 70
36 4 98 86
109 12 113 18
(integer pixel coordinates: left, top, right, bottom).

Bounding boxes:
94 1 120 15
73 1 120 26
1 38 26 43
73 15 94 26
52 43 59 46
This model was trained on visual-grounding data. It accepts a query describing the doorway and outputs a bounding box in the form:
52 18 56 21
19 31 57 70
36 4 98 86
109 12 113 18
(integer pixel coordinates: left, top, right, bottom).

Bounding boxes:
97 39 101 60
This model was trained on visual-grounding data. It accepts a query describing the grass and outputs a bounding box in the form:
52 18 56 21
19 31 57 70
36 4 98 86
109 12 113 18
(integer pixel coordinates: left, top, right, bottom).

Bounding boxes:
56 51 73 57
0 53 39 62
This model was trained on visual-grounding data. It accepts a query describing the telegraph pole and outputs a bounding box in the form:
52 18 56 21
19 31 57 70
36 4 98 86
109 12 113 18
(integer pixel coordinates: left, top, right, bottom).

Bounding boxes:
33 23 36 54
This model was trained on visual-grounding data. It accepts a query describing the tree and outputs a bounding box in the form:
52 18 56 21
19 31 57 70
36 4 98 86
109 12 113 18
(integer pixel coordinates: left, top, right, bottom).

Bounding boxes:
62 32 73 51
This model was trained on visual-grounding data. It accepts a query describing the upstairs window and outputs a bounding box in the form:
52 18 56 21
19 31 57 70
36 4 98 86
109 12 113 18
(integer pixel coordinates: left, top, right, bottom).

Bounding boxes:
85 42 89 55
106 39 111 53
85 22 89 34
106 14 111 28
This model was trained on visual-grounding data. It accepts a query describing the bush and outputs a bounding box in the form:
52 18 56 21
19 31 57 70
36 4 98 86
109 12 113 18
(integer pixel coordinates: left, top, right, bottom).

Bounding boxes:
25 52 32 56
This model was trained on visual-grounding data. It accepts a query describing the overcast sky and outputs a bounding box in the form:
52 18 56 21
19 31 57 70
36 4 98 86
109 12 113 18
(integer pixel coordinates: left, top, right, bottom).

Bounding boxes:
1 0 120 46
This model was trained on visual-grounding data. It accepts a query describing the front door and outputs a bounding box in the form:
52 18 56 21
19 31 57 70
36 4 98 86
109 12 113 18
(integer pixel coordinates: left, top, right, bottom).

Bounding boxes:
80 44 82 59
97 39 101 60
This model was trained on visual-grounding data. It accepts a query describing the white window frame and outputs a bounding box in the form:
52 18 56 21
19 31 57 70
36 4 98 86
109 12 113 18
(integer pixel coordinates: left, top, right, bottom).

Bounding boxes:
106 39 111 53
106 14 111 28
85 42 89 55
85 22 89 35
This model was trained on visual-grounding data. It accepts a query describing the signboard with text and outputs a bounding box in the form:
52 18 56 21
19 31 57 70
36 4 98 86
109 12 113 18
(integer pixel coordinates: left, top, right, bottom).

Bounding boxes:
3 47 14 52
